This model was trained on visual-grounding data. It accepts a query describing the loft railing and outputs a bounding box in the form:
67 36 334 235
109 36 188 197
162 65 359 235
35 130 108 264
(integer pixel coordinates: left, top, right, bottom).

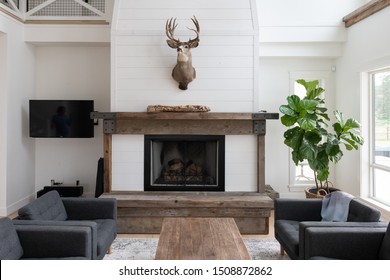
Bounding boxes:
0 0 107 21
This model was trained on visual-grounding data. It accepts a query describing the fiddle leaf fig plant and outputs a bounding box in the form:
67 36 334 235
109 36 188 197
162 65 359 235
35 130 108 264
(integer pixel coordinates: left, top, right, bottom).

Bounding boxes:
279 79 364 193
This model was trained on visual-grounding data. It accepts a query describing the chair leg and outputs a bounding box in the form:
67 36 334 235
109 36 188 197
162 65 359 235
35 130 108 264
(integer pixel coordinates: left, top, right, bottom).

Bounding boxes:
107 246 112 254
280 245 285 256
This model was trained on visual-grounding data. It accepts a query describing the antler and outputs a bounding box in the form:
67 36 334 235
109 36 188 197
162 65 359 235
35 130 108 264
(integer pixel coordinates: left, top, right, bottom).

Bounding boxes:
188 16 200 45
166 18 181 45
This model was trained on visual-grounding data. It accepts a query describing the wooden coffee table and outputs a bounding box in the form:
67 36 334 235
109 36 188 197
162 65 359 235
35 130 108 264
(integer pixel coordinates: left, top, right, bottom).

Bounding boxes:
155 217 251 260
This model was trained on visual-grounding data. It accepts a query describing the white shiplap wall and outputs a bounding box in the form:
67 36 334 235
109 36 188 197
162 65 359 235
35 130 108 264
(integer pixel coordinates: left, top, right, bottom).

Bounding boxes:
111 0 259 191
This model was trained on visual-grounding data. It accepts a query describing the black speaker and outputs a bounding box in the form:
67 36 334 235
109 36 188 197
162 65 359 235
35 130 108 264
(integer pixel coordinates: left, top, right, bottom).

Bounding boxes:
95 157 104 197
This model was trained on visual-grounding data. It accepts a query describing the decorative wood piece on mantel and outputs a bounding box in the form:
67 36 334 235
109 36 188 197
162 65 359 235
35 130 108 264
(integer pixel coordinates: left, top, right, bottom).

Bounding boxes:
343 0 390 27
91 111 279 194
147 105 211 112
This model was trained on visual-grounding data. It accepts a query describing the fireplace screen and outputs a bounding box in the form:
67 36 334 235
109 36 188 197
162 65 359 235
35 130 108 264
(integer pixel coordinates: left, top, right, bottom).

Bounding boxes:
144 135 225 191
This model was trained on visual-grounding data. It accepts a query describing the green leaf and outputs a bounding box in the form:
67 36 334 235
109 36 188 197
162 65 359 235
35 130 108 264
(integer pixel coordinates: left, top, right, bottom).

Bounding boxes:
344 144 354 151
279 105 297 117
308 149 329 173
334 110 344 126
291 150 302 166
333 122 343 137
326 142 340 156
300 99 319 111
318 113 330 121
350 132 364 146
341 136 359 150
317 107 328 113
307 87 325 100
297 114 317 131
305 130 322 145
287 95 301 112
284 127 304 150
281 115 297 127
297 79 318 92
330 151 343 163
316 168 330 182
345 118 361 130
317 127 328 136
299 138 317 161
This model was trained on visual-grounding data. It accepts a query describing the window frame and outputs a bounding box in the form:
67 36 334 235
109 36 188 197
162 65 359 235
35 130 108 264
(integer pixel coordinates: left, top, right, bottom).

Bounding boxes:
368 67 390 206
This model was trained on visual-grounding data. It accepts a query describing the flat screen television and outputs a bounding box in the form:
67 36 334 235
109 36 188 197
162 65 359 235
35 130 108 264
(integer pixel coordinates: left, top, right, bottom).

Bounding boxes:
29 100 94 138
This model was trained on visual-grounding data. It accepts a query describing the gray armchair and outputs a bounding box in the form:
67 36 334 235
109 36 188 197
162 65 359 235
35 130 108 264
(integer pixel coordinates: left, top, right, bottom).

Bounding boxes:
0 217 92 259
305 223 390 259
16 190 117 260
274 198 384 259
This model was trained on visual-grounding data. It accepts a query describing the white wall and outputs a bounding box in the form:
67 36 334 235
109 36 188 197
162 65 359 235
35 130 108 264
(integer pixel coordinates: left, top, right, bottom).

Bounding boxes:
34 46 110 195
110 0 260 191
0 13 36 216
335 7 390 197
112 0 258 112
259 57 335 197
257 0 367 57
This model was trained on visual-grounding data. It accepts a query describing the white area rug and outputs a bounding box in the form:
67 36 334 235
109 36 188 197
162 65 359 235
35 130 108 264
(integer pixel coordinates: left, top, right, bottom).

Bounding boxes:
104 238 289 260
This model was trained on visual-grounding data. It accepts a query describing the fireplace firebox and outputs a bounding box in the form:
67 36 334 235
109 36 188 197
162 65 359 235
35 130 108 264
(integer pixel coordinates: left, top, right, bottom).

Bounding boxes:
144 135 225 191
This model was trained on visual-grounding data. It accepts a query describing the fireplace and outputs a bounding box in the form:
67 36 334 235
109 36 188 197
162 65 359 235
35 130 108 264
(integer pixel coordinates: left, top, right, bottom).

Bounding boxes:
144 135 225 191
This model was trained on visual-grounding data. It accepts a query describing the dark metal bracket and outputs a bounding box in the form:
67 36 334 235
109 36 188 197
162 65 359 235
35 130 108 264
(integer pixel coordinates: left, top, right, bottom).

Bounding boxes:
253 121 266 135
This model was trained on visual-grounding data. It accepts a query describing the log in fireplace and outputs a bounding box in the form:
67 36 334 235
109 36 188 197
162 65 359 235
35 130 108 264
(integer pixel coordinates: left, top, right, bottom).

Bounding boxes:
144 135 225 191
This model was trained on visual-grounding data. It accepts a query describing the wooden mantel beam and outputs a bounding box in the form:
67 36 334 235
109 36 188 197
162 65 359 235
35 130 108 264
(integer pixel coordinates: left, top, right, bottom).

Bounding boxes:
91 112 279 135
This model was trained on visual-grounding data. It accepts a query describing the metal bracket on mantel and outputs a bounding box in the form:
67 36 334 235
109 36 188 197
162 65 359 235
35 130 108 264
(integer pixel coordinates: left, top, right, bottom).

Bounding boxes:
252 113 278 134
90 112 116 134
253 121 266 134
103 120 116 133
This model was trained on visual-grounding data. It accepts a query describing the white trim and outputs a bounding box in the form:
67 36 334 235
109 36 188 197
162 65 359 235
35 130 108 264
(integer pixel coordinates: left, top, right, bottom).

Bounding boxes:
26 0 57 17
360 71 371 198
7 0 19 13
250 0 259 111
0 193 34 217
25 0 106 21
366 66 390 207
74 0 105 17
25 16 104 21
0 2 23 19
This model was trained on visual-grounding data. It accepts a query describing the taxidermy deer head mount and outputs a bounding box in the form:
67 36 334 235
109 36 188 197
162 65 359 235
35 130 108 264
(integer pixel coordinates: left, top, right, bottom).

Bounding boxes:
166 16 200 90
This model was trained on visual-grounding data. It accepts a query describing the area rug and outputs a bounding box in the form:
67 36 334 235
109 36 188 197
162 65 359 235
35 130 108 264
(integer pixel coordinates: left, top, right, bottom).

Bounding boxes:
104 238 290 260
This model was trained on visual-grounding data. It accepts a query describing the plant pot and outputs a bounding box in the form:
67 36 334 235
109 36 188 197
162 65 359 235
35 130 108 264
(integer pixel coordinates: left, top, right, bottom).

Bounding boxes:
304 186 340 199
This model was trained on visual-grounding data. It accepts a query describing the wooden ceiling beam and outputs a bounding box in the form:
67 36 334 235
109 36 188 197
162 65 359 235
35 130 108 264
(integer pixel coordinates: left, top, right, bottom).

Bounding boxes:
343 0 390 27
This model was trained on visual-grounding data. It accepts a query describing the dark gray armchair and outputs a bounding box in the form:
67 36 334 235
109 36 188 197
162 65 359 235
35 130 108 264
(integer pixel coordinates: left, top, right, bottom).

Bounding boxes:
16 190 117 260
0 217 92 259
305 223 390 259
274 198 384 260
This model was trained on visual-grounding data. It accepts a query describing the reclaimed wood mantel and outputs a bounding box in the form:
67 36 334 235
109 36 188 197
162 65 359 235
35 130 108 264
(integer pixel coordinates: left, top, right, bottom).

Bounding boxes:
92 112 279 135
91 111 279 193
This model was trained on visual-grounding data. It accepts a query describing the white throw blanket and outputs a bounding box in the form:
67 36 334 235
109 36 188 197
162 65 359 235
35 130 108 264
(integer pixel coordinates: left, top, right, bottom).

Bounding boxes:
321 191 354 222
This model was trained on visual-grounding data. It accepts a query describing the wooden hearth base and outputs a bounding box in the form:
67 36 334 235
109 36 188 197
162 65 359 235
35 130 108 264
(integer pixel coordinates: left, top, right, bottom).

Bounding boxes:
101 191 274 234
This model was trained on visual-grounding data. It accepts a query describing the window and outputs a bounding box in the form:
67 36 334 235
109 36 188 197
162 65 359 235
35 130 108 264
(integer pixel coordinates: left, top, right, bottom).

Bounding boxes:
292 81 315 186
288 72 330 191
370 68 390 206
